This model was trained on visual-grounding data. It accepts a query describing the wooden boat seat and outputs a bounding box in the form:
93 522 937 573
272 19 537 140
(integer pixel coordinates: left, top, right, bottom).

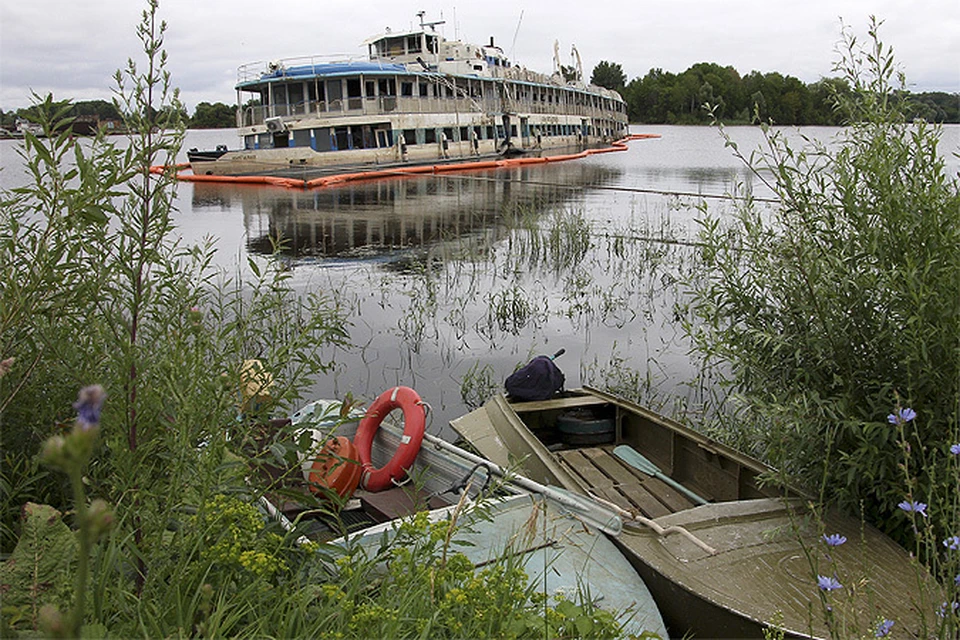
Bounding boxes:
359 486 450 522
509 395 609 413
557 446 698 519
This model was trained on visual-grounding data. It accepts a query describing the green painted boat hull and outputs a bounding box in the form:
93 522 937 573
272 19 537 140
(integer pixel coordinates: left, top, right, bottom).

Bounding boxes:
452 387 939 639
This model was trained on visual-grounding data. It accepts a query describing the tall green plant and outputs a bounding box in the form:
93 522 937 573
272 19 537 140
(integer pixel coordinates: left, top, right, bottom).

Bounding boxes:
0 0 347 573
685 18 960 546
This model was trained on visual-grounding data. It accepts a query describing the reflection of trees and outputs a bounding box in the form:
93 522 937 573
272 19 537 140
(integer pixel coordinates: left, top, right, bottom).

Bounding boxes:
191 163 621 266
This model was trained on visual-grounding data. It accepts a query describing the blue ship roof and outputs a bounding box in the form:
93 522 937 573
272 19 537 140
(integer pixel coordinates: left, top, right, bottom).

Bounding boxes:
242 61 409 87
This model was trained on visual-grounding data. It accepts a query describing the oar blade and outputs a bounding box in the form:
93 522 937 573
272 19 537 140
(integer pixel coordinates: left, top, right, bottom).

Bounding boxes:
613 444 658 475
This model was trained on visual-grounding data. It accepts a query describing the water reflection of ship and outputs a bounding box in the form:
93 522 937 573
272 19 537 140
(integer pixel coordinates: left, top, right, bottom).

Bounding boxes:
190 162 622 266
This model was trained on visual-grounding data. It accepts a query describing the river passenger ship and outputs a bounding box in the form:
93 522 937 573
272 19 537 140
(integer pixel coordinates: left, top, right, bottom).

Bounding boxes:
187 13 629 178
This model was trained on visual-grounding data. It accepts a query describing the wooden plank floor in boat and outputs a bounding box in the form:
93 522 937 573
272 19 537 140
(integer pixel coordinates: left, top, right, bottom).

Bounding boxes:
556 446 697 519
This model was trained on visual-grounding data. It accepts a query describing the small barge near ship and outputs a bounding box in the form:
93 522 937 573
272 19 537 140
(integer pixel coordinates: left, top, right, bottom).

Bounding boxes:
188 13 629 179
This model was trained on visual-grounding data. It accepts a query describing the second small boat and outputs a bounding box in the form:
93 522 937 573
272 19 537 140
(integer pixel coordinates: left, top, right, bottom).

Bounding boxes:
452 386 939 639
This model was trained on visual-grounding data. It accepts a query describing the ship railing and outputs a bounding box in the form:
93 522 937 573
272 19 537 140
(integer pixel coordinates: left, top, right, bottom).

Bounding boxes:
239 94 613 128
237 55 363 84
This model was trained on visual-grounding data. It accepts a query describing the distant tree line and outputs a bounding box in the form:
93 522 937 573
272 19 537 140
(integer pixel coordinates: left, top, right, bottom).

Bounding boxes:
590 61 960 125
3 70 955 130
1 100 238 131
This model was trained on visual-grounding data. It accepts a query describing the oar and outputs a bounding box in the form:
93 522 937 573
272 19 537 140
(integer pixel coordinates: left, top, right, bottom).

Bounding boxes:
423 431 623 536
613 445 709 506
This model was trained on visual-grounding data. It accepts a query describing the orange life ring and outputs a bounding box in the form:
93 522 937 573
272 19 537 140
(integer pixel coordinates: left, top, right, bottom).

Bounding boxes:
307 436 362 499
353 386 426 492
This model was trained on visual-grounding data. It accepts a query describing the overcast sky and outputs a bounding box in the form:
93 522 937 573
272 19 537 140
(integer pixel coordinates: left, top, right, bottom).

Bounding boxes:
2 0 958 113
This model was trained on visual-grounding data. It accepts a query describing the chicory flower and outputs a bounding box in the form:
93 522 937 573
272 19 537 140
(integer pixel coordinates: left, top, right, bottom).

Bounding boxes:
73 385 106 431
817 575 842 591
823 533 847 547
875 619 894 637
887 407 917 424
944 536 960 551
897 500 928 517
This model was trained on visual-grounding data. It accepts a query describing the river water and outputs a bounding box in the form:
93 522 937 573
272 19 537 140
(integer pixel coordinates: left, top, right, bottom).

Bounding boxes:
3 124 957 432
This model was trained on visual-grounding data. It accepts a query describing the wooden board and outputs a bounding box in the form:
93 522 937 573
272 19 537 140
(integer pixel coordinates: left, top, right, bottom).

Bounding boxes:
509 395 609 413
557 449 614 489
615 481 672 519
583 447 641 485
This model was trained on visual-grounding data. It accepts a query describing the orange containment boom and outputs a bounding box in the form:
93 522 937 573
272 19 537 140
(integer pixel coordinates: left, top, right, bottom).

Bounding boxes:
150 133 660 190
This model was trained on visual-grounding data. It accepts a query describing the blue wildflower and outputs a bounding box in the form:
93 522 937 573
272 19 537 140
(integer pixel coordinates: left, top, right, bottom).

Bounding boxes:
73 385 106 431
937 601 959 618
897 500 928 517
874 619 895 637
823 533 847 547
955 574 960 587
817 575 842 591
887 407 917 424
944 536 960 551
951 443 960 456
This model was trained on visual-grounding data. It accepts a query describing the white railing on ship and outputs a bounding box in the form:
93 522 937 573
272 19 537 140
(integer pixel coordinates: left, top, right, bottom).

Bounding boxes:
237 55 398 84
240 95 622 127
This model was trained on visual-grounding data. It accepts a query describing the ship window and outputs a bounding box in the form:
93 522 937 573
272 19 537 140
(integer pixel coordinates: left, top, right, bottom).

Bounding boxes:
272 84 288 107
257 133 272 148
510 125 517 137
334 127 349 150
244 134 256 150
313 128 331 151
347 78 361 98
403 128 416 144
419 83 429 97
423 128 436 144
426 34 438 54
355 126 369 149
459 126 468 141
401 82 413 97
485 126 493 140
293 128 311 148
386 37 404 56
378 78 396 96
326 80 342 109
365 81 375 97
406 35 421 53
288 83 304 106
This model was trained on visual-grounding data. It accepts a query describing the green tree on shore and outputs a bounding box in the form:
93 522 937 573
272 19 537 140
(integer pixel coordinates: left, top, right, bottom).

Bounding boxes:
590 60 627 91
189 101 236 128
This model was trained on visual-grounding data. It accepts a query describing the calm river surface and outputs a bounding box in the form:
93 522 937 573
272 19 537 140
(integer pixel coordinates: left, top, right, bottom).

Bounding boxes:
3 124 958 432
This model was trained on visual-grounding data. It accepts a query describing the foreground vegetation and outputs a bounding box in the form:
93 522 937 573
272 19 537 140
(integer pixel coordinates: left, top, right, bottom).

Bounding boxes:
682 19 959 634
0 3 640 638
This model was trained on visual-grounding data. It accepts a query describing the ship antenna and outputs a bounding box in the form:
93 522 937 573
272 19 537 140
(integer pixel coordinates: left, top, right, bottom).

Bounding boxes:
510 10 523 59
417 10 445 32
